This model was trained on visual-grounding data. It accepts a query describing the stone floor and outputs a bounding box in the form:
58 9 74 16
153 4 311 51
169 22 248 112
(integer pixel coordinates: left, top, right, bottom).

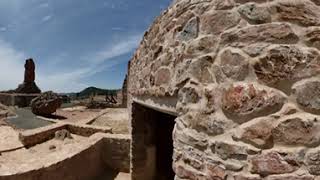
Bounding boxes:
54 107 101 123
91 108 129 134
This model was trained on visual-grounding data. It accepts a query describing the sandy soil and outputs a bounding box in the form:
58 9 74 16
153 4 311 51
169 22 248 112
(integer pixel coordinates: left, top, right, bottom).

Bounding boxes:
91 108 129 134
0 126 23 152
52 106 101 123
0 134 87 172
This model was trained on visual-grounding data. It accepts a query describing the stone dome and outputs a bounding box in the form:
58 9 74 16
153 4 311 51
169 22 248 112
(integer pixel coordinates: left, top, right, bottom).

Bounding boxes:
128 0 320 179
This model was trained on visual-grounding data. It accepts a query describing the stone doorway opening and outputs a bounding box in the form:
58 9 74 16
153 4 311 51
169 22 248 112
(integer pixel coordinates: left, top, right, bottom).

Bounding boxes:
131 102 176 180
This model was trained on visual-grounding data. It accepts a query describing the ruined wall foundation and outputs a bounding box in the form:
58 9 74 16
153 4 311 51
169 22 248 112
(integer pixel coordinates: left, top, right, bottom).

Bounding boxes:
128 0 320 179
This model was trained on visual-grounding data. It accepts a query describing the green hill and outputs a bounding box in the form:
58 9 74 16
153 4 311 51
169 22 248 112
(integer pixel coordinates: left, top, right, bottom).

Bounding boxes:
77 87 119 98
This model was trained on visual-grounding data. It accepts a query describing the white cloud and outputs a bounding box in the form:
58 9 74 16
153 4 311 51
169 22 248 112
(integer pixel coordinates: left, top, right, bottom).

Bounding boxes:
41 15 52 22
89 34 141 64
0 33 142 93
0 40 25 90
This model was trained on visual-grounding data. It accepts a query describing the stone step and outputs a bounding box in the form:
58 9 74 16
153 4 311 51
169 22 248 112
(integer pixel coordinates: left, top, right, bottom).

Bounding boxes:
114 172 131 180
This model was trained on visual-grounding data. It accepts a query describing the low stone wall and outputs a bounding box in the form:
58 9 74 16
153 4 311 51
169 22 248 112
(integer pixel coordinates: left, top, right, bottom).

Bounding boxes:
67 123 112 137
102 134 131 173
0 93 39 107
19 123 67 147
19 123 112 147
1 133 131 180
1 134 106 180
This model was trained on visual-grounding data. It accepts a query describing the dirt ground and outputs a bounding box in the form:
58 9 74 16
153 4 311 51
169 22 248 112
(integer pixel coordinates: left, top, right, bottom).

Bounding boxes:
0 134 87 172
52 106 101 123
91 108 129 134
0 126 23 152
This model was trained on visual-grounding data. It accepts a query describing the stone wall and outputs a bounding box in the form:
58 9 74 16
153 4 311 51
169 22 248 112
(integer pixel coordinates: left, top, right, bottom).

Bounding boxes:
1 134 105 180
128 0 320 179
0 93 39 107
19 123 112 147
2 133 131 180
102 134 131 173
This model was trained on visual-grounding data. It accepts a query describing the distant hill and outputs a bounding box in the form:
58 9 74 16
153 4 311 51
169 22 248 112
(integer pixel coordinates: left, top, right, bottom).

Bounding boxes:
62 87 120 99
78 87 119 98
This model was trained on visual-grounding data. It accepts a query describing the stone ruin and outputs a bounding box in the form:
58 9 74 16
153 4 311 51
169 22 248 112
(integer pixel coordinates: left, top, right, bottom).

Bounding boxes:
0 58 41 107
128 0 320 179
16 58 41 94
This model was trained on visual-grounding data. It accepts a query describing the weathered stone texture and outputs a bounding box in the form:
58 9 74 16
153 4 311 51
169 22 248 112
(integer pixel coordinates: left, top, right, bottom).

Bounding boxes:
272 117 320 147
222 84 285 123
304 27 320 50
128 0 320 179
233 118 274 149
294 80 320 113
220 23 299 47
238 3 271 24
250 152 297 176
219 49 249 81
306 148 320 175
271 0 320 26
254 46 320 89
201 10 241 35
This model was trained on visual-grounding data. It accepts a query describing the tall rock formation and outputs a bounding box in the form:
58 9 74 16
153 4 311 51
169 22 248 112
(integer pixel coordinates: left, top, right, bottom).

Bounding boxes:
15 58 41 94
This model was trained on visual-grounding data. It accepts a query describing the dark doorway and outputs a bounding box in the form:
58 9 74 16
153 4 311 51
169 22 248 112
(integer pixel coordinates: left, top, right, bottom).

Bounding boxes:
131 102 176 180
155 110 176 180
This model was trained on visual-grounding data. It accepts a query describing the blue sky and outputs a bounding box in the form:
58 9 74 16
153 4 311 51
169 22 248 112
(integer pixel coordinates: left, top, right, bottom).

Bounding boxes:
0 0 171 92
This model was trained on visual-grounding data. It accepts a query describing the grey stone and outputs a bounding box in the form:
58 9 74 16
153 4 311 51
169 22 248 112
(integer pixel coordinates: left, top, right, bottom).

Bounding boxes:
177 17 199 41
238 3 271 24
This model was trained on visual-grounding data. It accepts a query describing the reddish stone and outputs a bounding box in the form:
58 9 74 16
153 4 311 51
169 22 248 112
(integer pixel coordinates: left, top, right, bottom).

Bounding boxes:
250 152 297 176
222 84 285 123
155 67 171 86
206 163 226 180
233 118 274 149
175 164 206 180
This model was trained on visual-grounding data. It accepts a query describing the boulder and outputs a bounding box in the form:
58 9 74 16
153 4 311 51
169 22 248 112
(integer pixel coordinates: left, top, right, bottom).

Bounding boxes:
0 103 15 119
30 91 62 116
